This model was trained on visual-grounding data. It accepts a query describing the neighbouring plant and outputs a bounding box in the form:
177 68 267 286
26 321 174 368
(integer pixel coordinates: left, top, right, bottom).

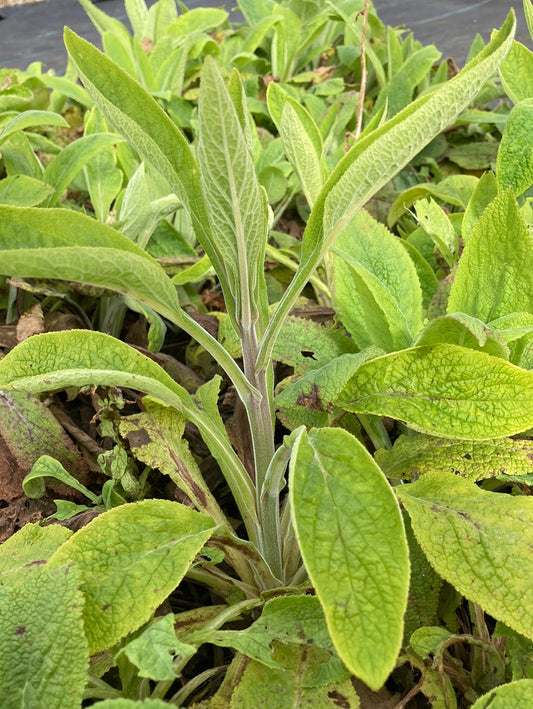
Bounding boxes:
1 1 533 707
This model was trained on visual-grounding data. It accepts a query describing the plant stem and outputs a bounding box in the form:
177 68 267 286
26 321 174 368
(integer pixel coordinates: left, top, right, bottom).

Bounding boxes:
355 0 370 140
357 413 392 451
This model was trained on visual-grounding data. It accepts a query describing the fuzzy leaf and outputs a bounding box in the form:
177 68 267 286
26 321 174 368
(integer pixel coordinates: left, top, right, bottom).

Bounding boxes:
500 40 533 103
0 523 72 578
414 313 510 359
49 499 215 653
0 205 181 316
0 564 88 709
472 680 533 708
290 427 409 690
397 473 533 640
338 344 533 439
497 99 533 196
333 209 423 351
0 175 53 206
448 190 533 322
376 434 533 482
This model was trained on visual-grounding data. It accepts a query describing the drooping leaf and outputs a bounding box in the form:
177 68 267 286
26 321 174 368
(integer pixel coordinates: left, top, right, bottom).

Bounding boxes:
338 344 533 439
376 434 533 482
49 499 215 653
0 330 257 535
290 427 409 690
0 205 181 317
448 190 533 322
397 473 533 640
0 564 88 709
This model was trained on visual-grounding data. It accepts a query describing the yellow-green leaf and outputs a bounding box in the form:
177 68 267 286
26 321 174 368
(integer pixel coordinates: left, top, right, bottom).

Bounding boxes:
290 427 409 690
337 344 533 439
397 473 533 640
49 499 215 653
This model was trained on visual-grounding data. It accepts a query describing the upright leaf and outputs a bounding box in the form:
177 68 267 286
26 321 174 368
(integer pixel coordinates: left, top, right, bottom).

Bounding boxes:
49 499 215 653
337 344 533 439
290 427 409 690
197 58 269 330
497 99 533 196
397 473 533 640
448 190 533 322
258 12 515 370
499 40 533 102
332 209 423 351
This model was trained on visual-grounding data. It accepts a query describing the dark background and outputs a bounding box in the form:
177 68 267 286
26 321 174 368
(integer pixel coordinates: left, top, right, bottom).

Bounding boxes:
0 0 530 73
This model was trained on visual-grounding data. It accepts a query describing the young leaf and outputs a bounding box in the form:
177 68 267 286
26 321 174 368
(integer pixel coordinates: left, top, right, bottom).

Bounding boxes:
49 499 215 653
462 170 498 243
337 344 533 439
499 40 533 103
414 197 457 266
448 190 533 322
333 210 423 351
397 473 533 640
267 82 327 208
0 564 88 709
63 29 222 292
290 427 409 690
43 132 122 206
197 57 269 330
496 99 533 196
376 434 533 482
0 109 68 147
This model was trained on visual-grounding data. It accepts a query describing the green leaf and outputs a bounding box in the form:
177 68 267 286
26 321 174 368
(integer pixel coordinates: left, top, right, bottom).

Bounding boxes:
526 0 533 40
333 209 423 351
376 434 533 482
0 205 181 316
397 473 533 640
84 108 123 221
462 171 498 243
0 564 88 709
337 344 533 439
93 700 170 709
0 175 54 206
472 680 533 708
201 595 349 686
414 313 510 359
500 40 533 102
0 109 68 147
275 349 383 430
0 523 72 578
497 99 533 196
414 197 457 266
197 57 269 329
125 0 149 38
118 613 195 681
224 653 360 708
447 141 499 171
257 11 516 371
388 175 478 227
43 132 122 206
168 7 228 36
267 82 326 207
63 29 217 285
0 330 257 536
49 499 215 653
448 190 533 322
290 427 409 690
24 454 99 504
